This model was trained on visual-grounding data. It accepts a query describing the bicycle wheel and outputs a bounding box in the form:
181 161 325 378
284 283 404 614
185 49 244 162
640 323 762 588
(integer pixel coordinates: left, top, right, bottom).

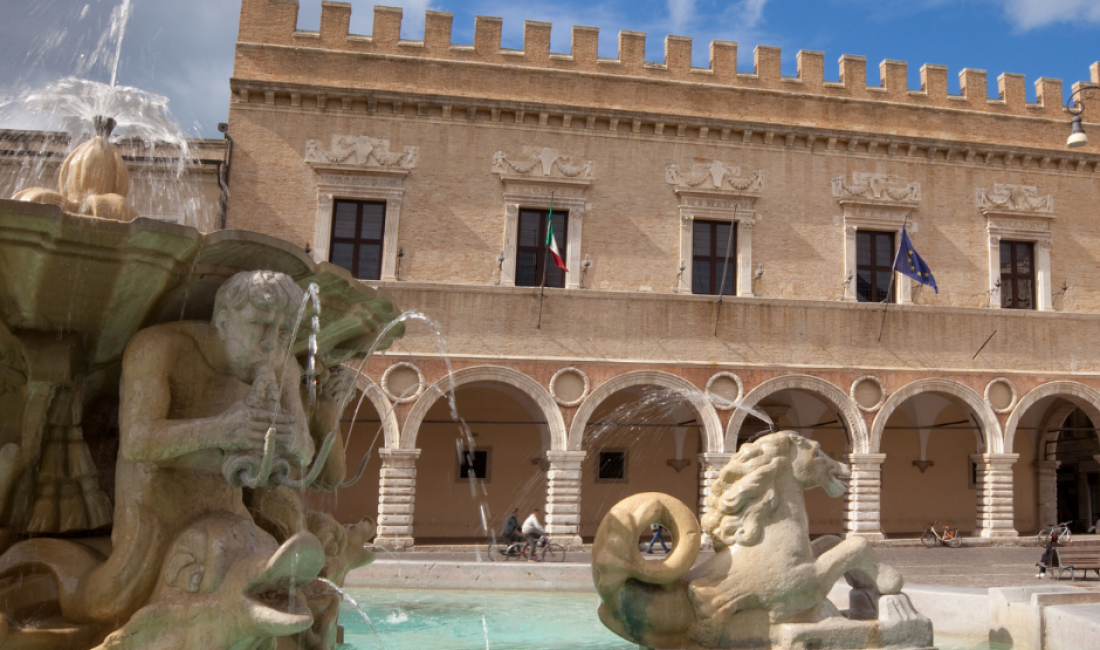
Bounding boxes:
1038 530 1050 544
921 530 937 548
947 531 962 548
505 543 524 560
541 544 566 562
487 542 505 561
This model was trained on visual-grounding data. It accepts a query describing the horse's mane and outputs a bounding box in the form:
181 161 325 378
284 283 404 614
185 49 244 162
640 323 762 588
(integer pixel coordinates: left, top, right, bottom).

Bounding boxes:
701 433 800 549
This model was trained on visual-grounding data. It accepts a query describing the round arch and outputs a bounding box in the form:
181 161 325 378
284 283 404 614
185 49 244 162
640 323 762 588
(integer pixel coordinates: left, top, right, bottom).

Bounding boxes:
871 378 1002 454
1004 381 1100 454
400 365 567 451
353 373 401 449
567 370 723 453
724 375 869 453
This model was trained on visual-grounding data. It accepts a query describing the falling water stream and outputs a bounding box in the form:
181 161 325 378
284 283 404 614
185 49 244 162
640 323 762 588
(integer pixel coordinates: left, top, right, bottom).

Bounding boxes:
1 0 214 229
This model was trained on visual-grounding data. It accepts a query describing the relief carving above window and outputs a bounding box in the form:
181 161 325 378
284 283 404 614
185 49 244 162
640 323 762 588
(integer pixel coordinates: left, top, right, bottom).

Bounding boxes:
492 146 594 179
832 173 920 204
976 184 1054 214
305 135 419 170
665 160 763 193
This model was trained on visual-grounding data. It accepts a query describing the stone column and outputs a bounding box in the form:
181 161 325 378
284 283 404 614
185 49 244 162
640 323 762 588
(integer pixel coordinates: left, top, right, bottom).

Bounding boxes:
545 451 585 548
697 453 733 516
973 453 1019 538
1035 459 1060 530
698 453 733 548
844 453 885 540
374 448 420 550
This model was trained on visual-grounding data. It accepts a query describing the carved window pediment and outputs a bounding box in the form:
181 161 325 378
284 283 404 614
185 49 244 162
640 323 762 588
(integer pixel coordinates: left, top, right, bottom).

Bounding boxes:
305 135 418 170
495 149 591 290
977 184 1054 217
306 137 413 281
666 160 763 195
492 147 594 180
981 193 1055 311
834 173 919 303
671 170 760 296
833 173 921 206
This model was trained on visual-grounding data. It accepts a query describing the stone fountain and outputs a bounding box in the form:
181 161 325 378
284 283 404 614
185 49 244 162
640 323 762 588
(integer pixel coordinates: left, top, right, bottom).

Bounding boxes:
592 432 935 650
0 124 403 649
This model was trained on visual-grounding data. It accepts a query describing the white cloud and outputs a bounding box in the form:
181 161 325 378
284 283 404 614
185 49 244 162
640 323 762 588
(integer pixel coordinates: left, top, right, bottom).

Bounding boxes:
738 0 769 30
667 0 696 35
998 0 1100 31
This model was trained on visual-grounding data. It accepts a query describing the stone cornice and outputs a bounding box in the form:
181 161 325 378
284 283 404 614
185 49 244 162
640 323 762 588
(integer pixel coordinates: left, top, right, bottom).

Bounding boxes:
229 78 1100 176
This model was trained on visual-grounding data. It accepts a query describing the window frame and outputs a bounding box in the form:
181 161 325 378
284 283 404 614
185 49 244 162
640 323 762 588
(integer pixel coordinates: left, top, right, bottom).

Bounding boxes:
310 168 406 281
515 208 569 288
855 229 897 303
691 219 738 296
328 199 387 280
594 448 628 484
500 179 588 290
999 240 1037 310
983 207 1054 312
456 446 492 482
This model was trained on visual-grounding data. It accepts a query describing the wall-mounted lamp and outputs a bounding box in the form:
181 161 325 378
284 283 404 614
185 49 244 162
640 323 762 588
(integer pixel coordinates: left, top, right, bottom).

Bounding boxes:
752 263 764 296
495 250 505 285
395 248 404 281
304 242 311 255
675 260 686 293
581 253 592 289
1066 84 1097 148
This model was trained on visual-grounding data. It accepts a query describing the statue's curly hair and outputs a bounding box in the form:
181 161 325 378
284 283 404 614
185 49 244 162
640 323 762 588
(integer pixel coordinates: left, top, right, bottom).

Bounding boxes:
701 433 804 549
213 270 303 318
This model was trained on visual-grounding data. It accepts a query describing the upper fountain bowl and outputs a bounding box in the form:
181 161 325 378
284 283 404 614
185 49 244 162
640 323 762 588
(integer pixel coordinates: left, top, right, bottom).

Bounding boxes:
0 198 404 373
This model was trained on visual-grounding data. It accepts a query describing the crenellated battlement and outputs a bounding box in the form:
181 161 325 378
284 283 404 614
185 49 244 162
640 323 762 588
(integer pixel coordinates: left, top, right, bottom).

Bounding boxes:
238 0 1100 120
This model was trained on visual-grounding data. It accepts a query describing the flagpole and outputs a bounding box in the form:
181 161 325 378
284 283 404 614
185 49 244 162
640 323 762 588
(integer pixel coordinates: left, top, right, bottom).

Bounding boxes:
876 215 909 342
537 191 555 329
713 205 738 336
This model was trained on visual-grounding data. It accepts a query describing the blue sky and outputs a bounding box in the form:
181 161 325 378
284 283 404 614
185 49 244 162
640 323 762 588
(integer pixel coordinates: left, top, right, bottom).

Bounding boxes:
2 0 1098 137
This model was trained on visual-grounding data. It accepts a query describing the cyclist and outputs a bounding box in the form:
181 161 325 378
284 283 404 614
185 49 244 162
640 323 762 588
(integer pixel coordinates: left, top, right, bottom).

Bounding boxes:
500 508 522 544
522 508 546 562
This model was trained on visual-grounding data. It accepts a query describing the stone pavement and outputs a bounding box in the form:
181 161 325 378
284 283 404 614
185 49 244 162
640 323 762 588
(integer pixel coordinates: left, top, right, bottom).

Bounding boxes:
352 541 1100 591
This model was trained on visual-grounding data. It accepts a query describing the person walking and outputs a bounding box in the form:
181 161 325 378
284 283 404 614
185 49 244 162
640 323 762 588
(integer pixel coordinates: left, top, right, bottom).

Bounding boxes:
646 523 670 554
500 508 522 544
522 508 545 562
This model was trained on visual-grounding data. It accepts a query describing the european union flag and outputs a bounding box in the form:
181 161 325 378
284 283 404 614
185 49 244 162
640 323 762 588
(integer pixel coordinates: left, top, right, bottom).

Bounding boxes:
893 227 938 293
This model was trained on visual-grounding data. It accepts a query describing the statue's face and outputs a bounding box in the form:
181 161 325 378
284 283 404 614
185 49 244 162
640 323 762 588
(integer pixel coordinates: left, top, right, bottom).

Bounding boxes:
217 302 295 382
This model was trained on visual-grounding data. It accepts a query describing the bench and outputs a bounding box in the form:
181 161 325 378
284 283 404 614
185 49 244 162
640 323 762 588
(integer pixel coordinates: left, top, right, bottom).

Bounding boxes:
1043 547 1100 580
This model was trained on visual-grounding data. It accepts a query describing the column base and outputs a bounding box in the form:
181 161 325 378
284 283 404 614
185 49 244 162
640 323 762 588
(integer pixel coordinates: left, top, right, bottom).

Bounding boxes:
374 535 415 550
845 530 886 541
978 529 1019 538
549 533 583 550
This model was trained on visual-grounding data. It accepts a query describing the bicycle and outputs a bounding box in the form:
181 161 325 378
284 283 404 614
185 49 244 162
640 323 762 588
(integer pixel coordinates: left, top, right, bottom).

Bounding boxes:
921 521 962 548
1038 521 1072 545
487 535 565 562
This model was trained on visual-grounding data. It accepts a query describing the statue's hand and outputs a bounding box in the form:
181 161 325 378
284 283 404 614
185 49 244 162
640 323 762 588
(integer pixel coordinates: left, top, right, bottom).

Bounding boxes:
220 401 299 453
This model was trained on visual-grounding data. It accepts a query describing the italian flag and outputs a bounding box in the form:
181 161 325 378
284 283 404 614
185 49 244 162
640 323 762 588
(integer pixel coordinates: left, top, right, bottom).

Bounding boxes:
547 214 567 272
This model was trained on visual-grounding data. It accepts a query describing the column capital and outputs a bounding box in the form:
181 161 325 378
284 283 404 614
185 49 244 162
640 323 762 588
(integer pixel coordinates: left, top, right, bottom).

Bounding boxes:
971 453 1019 468
380 448 421 463
846 453 886 466
546 450 586 462
698 452 733 468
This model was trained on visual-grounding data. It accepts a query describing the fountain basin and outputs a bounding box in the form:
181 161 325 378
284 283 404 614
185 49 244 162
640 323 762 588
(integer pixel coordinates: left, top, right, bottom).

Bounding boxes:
0 198 402 370
337 588 991 650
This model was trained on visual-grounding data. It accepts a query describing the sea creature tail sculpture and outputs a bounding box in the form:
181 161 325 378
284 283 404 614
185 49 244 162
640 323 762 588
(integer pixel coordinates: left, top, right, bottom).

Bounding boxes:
591 492 701 649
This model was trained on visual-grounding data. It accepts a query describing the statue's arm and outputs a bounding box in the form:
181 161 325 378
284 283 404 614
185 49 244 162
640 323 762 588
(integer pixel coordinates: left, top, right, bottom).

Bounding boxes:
306 390 346 490
119 330 263 463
